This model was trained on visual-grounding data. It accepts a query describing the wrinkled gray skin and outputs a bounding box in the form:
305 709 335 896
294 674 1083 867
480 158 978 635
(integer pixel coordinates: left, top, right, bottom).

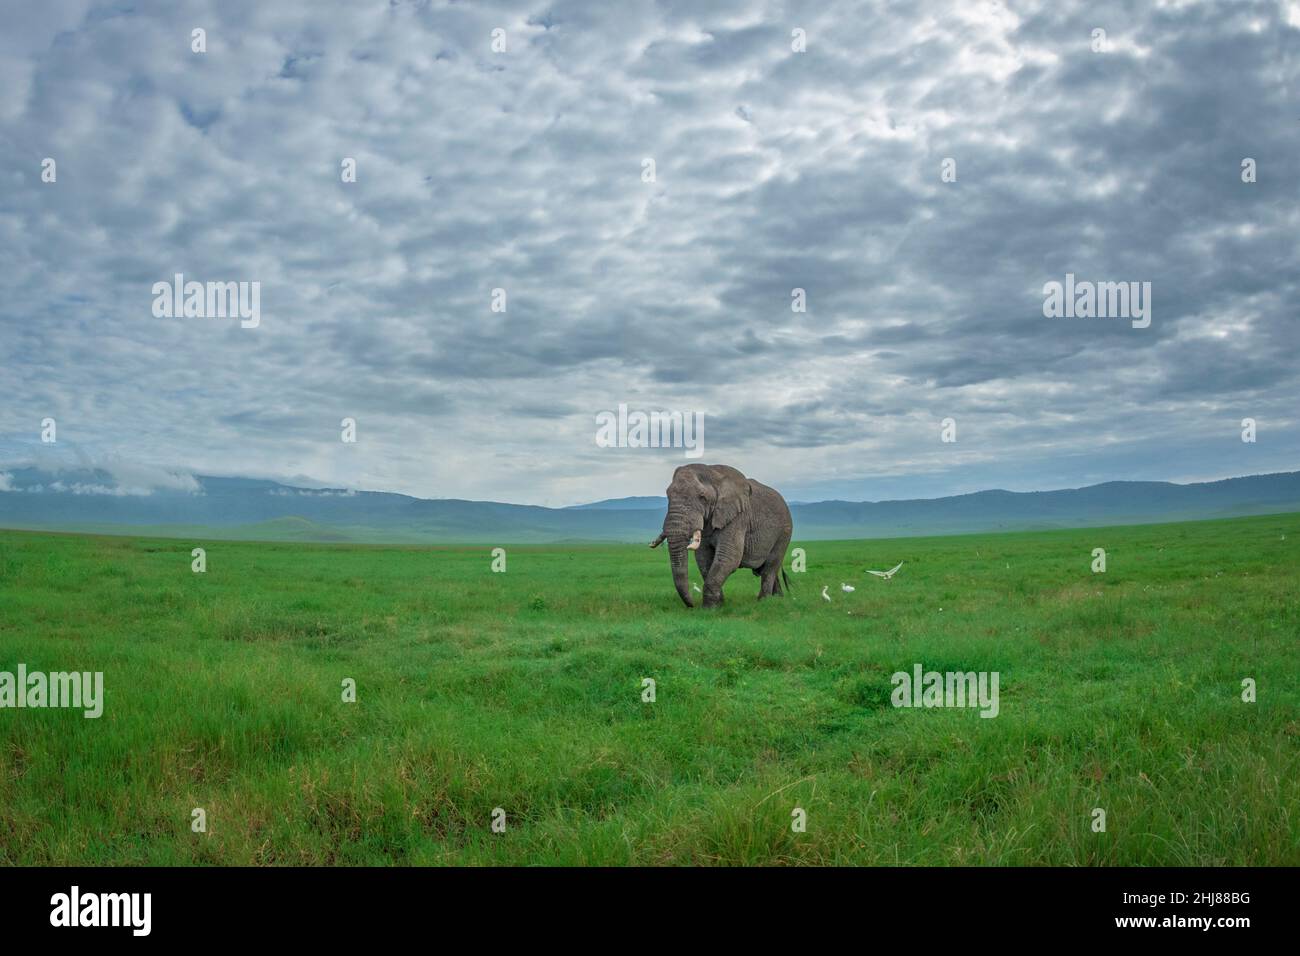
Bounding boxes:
649 464 793 608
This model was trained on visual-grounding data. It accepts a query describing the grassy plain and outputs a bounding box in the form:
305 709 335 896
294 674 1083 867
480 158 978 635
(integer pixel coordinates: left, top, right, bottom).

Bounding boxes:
0 513 1296 864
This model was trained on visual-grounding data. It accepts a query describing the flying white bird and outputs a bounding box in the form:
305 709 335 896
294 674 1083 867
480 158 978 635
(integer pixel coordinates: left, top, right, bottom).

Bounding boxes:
840 583 855 592
820 586 831 602
864 562 904 580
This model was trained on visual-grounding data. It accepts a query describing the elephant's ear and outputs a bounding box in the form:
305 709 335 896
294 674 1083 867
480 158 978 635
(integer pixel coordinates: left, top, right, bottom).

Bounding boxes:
709 467 751 530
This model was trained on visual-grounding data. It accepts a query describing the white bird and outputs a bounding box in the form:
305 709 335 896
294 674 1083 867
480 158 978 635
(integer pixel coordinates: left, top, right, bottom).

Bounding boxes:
864 561 904 580
820 585 831 602
693 585 701 594
840 583 855 592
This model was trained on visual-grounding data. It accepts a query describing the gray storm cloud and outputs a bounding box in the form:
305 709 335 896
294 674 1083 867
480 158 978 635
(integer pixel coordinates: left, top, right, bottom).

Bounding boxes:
0 0 1296 505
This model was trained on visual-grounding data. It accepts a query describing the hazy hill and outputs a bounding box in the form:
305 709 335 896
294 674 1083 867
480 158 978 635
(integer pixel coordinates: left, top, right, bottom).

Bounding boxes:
1 467 1297 543
566 496 667 510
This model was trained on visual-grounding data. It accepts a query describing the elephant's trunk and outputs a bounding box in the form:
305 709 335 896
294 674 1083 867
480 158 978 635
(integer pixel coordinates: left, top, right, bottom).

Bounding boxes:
667 536 694 608
663 501 701 608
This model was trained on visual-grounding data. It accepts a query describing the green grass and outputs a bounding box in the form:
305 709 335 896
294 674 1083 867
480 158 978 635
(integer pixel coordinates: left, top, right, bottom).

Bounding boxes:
0 514 1297 865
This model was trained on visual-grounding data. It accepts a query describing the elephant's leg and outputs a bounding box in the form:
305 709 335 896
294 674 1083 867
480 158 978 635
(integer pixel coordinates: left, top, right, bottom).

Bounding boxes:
694 541 715 582
702 531 744 608
761 533 792 599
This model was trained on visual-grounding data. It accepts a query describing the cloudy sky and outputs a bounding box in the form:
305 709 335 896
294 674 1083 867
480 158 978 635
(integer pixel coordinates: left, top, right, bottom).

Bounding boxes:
1 0 1297 507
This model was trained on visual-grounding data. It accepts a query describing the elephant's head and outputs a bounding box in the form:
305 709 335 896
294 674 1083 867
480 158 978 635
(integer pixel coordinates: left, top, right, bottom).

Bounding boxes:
648 464 751 607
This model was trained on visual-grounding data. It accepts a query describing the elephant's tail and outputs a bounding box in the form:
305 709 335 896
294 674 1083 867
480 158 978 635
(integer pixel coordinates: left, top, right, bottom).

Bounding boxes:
782 568 793 596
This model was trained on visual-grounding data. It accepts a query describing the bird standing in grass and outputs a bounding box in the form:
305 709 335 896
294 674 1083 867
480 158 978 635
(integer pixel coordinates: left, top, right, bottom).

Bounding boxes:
820 585 831 602
841 583 855 592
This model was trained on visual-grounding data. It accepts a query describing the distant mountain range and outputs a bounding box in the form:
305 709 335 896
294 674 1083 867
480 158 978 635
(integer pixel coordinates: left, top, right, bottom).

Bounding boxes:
1 466 1298 543
565 496 667 511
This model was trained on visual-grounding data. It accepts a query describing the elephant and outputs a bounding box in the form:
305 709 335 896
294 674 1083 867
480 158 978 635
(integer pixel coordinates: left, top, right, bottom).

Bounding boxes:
649 463 793 608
